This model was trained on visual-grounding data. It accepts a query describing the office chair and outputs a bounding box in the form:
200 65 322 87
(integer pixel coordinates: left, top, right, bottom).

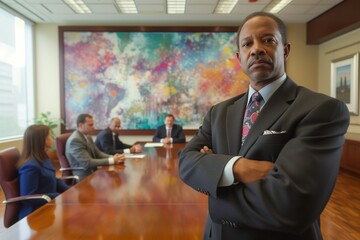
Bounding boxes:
55 132 83 185
0 147 51 228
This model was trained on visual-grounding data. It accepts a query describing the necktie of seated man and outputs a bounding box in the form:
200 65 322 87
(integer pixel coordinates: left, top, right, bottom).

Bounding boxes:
167 129 171 138
242 92 263 145
113 134 119 149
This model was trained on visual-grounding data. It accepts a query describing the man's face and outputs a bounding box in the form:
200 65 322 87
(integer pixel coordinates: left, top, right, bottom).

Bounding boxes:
164 116 174 128
110 119 121 132
79 117 95 135
237 16 290 89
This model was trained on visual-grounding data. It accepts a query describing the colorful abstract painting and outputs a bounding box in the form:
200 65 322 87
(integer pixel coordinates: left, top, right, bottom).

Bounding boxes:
62 29 249 131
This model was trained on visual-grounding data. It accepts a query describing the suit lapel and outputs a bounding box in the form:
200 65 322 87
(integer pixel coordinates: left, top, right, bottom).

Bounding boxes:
240 78 297 155
226 93 247 155
77 130 87 143
87 136 97 157
162 126 167 137
77 131 95 158
114 133 120 149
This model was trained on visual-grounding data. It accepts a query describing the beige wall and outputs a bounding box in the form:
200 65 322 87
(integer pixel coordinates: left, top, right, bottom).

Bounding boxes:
287 23 318 90
318 28 360 140
35 24 61 128
0 22 320 149
0 139 23 152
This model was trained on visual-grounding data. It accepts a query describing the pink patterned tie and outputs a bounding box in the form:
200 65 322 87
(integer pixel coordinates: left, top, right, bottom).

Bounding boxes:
242 92 263 144
167 129 171 138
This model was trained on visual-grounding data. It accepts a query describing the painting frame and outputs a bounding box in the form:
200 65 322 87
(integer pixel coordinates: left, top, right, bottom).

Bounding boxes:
59 26 250 135
331 52 359 115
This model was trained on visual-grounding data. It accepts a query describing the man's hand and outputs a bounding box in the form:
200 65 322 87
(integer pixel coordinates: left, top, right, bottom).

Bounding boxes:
200 146 213 154
113 153 126 164
162 137 172 144
233 157 274 183
130 144 142 153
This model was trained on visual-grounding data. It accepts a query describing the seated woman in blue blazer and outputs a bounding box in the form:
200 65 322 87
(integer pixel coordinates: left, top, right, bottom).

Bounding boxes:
17 124 69 220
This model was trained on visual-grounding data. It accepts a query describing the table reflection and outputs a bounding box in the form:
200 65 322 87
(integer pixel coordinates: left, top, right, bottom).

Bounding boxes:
0 143 208 240
55 143 205 204
27 204 56 230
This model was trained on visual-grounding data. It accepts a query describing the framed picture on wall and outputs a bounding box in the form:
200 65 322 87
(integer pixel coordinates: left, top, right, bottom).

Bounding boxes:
331 52 359 115
59 26 250 135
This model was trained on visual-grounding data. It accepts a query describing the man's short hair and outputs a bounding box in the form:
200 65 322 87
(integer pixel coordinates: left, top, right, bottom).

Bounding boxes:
236 12 288 52
165 114 175 120
110 117 120 123
76 113 93 127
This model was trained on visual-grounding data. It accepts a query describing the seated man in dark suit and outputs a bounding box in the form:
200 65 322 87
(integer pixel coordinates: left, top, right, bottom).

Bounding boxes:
66 113 125 181
152 114 186 144
95 117 142 154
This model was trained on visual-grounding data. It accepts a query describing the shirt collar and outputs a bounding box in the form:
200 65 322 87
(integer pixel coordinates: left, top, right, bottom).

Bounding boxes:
78 131 89 142
247 73 287 105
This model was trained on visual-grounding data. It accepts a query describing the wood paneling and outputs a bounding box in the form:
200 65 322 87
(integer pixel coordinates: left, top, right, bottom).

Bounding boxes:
306 0 360 44
341 139 360 175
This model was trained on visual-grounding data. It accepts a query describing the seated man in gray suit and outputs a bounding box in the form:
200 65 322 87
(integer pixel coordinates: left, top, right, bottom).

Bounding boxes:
66 113 125 181
152 114 185 144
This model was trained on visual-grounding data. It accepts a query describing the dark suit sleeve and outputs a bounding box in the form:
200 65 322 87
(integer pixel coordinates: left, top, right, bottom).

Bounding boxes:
152 126 163 142
179 107 232 197
179 98 350 233
118 140 132 150
56 179 70 192
172 125 186 143
95 131 125 154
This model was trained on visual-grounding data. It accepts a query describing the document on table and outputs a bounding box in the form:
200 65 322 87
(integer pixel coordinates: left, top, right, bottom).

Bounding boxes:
144 142 164 147
124 153 146 159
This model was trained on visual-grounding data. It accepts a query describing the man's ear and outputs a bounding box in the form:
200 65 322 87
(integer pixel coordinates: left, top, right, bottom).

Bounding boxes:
284 43 291 61
236 52 241 63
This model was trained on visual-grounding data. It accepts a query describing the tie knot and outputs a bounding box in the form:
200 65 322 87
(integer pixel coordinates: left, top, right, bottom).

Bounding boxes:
251 92 262 102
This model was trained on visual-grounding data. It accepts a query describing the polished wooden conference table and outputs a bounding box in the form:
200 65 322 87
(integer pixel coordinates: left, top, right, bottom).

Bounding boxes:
1 143 208 239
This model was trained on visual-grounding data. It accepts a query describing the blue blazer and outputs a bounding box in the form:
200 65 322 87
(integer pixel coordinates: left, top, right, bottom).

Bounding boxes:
18 158 69 220
152 124 186 143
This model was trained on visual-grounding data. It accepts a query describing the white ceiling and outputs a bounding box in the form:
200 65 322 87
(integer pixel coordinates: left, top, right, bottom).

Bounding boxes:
0 0 344 25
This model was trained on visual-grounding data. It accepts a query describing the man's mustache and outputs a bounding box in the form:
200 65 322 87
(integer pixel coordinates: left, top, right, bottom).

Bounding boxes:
249 56 272 67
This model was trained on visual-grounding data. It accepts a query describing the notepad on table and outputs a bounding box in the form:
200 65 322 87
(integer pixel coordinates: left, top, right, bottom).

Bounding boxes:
144 142 164 147
124 153 146 159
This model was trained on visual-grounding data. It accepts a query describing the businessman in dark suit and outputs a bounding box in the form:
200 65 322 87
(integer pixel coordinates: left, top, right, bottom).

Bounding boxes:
95 117 142 154
178 12 350 240
153 114 186 143
66 114 125 181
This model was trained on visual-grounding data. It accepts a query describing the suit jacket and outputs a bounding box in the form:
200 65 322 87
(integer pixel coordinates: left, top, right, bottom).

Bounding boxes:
178 78 350 240
18 158 69 220
66 130 111 181
152 124 186 143
95 127 132 154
